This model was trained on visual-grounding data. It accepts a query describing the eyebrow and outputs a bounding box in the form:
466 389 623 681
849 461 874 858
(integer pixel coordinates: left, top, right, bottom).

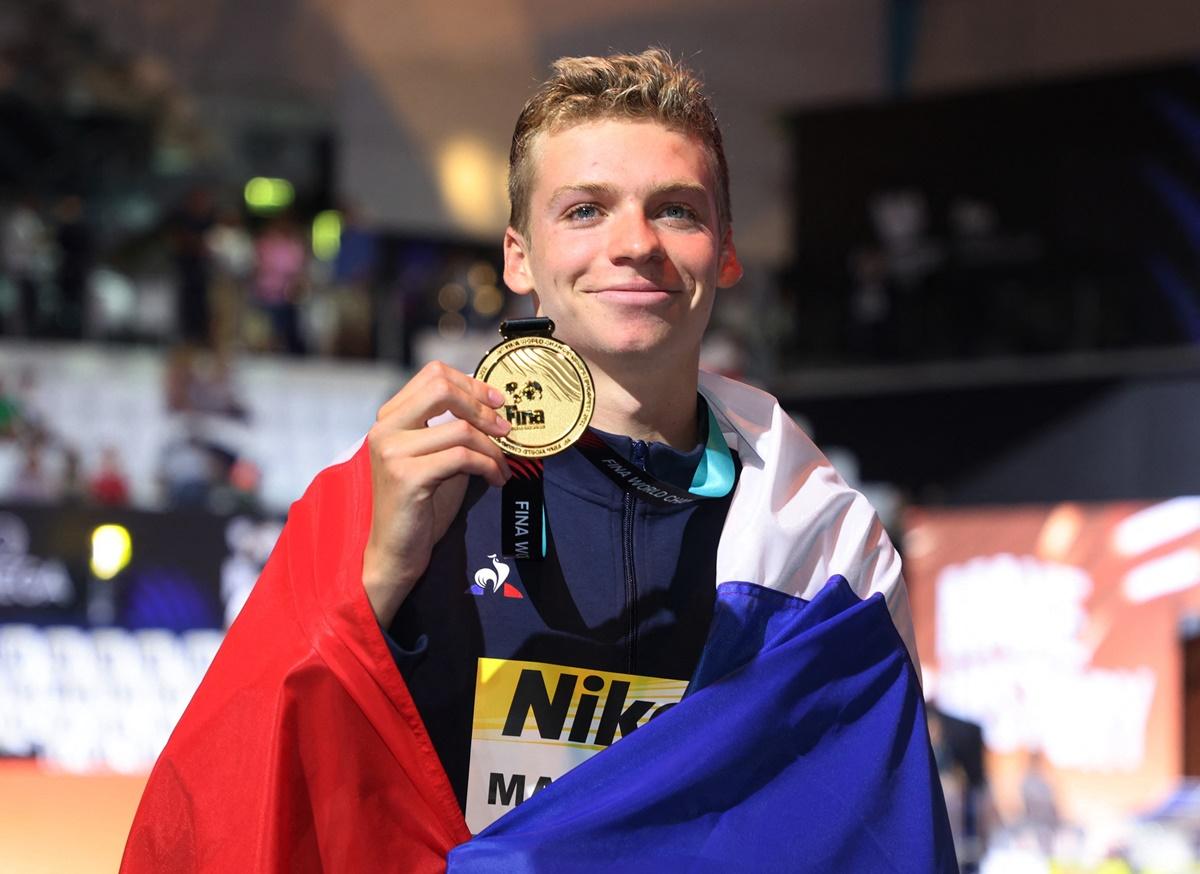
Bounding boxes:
548 181 710 204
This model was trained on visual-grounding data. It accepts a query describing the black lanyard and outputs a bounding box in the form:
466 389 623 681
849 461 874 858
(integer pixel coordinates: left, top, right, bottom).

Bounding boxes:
573 431 707 506
500 417 735 560
501 455 545 560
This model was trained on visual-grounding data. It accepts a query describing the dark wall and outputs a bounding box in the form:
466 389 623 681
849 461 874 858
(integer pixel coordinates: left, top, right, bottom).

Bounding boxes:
782 372 1200 504
785 62 1200 365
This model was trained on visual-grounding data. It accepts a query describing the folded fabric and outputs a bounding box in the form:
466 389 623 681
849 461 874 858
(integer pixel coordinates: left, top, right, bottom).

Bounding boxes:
121 372 952 873
121 442 469 873
448 577 957 873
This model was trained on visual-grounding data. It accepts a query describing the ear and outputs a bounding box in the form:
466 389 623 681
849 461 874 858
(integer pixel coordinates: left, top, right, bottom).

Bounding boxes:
503 226 535 296
716 225 743 288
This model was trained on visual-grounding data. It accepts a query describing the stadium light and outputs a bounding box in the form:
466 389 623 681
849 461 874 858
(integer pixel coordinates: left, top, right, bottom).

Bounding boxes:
243 177 295 213
90 524 132 580
312 210 342 261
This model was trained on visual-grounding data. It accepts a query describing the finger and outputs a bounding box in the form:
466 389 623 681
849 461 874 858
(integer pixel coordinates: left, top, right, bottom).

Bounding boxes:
374 362 506 427
408 443 511 490
379 361 505 421
383 419 512 480
377 367 511 437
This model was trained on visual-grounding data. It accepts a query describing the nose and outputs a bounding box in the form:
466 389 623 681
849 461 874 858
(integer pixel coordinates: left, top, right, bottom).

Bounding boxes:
606 209 664 264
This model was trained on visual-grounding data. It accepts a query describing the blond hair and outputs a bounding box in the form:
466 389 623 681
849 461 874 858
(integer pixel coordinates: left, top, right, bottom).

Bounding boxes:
508 48 731 237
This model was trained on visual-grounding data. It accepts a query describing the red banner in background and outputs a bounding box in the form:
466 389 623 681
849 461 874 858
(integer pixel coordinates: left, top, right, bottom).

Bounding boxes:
905 499 1200 824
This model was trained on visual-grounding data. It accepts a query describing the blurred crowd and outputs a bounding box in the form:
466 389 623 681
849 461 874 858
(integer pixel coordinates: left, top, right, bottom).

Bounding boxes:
926 697 1200 873
0 0 398 360
0 186 382 359
0 368 125 507
0 349 261 515
0 0 414 515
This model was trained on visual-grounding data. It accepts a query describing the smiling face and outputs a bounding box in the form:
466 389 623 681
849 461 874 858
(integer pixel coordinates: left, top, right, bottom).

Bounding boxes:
502 119 742 380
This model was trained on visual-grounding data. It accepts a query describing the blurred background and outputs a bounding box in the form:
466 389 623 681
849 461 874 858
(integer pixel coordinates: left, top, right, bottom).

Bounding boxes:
0 0 1198 871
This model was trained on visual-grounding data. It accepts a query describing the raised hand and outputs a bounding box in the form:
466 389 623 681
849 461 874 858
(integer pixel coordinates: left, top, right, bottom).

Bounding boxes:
361 362 512 624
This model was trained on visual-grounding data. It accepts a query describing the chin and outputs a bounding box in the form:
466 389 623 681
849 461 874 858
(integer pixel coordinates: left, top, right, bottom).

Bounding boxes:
586 331 686 361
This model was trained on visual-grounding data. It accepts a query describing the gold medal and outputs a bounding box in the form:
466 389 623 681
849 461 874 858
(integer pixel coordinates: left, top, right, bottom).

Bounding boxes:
474 318 594 458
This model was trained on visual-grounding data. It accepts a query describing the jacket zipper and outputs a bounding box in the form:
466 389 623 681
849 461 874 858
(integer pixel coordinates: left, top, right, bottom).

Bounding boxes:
623 440 647 673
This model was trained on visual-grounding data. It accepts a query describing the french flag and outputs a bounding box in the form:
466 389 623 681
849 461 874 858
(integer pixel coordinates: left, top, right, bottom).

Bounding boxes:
122 373 954 872
450 576 955 872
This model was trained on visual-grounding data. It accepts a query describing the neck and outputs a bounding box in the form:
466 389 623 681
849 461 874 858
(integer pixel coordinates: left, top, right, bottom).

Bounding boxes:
585 355 701 449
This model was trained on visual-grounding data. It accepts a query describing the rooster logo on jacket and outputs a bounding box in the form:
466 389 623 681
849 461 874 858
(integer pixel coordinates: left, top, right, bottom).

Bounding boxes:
468 554 524 599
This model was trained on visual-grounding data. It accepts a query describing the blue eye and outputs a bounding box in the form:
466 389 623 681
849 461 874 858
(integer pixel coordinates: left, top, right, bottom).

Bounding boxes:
661 204 697 222
566 204 600 221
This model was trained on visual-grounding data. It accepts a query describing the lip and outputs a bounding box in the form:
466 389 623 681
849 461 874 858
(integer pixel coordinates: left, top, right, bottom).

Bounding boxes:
591 287 676 305
596 284 675 293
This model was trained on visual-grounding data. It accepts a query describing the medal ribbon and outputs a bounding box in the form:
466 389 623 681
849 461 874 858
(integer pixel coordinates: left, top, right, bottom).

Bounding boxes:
490 318 734 556
500 414 733 560
496 317 556 560
501 456 546 560
572 404 736 507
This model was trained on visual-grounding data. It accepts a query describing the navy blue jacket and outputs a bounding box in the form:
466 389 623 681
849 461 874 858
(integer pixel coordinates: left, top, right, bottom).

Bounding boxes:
386 400 738 810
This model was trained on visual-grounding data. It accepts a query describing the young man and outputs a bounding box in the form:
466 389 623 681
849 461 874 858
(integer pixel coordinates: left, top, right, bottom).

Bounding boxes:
123 50 954 872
